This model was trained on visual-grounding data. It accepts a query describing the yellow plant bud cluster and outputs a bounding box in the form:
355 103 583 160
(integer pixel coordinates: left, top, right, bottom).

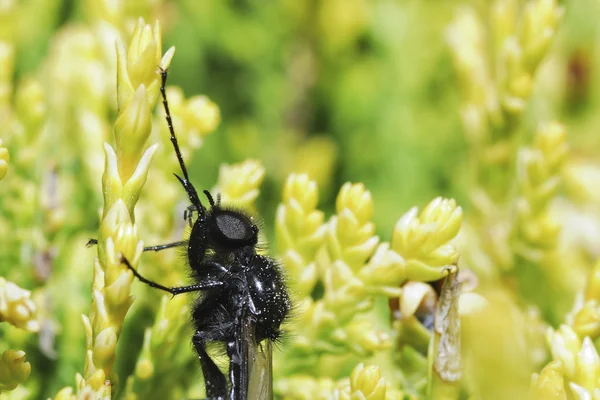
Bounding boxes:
275 173 467 396
567 256 600 341
447 0 563 142
116 19 174 111
290 182 391 356
514 121 568 257
54 374 111 400
532 325 600 399
80 18 172 392
276 173 325 296
276 363 401 400
337 363 387 400
0 350 31 393
0 277 39 332
391 198 463 282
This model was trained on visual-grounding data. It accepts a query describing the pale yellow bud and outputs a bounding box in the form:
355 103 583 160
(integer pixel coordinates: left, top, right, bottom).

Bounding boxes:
572 300 600 339
358 243 405 297
214 159 265 208
0 278 39 332
283 173 319 210
548 325 580 377
183 95 220 135
93 327 117 367
115 85 152 183
520 0 563 71
135 358 154 380
116 18 175 109
574 337 600 393
531 361 566 399
100 200 139 262
348 363 386 400
336 183 373 224
458 292 489 316
0 350 31 392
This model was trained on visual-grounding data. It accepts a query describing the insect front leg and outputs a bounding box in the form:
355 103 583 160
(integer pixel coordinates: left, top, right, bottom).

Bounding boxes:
120 256 224 295
193 332 227 400
86 239 187 252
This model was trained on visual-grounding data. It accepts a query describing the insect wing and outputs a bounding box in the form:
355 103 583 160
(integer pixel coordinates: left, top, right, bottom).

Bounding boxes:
244 324 273 400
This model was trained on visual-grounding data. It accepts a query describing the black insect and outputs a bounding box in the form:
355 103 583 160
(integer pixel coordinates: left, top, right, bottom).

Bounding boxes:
91 68 291 400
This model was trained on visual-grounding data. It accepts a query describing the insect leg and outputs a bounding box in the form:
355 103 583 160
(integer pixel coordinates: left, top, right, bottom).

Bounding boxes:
183 204 197 227
86 239 186 253
142 241 187 252
193 333 227 400
120 256 224 295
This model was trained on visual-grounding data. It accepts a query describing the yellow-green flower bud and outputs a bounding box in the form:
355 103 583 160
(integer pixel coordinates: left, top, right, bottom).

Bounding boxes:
491 0 518 53
213 159 265 209
531 361 566 400
135 358 154 380
116 18 175 110
419 197 463 253
276 173 325 261
547 325 580 377
392 198 462 282
342 363 386 400
327 183 378 270
53 374 112 400
121 144 158 214
0 139 9 180
458 292 489 316
357 243 405 297
183 95 220 136
574 337 600 394
0 278 39 332
0 350 31 393
93 327 117 366
336 182 373 224
572 300 600 339
114 85 153 184
520 0 563 71
99 200 141 266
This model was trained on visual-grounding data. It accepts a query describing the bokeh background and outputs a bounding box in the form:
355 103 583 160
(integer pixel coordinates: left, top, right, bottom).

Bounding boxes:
1 0 600 399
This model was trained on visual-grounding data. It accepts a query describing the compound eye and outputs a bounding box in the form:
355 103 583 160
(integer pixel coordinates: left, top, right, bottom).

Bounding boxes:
214 211 255 243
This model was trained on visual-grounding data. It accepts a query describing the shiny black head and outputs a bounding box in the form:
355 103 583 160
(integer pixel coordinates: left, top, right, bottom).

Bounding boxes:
210 209 259 248
186 190 259 263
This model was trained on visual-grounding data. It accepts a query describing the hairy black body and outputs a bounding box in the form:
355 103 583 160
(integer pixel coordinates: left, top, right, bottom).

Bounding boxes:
186 194 290 399
105 68 291 400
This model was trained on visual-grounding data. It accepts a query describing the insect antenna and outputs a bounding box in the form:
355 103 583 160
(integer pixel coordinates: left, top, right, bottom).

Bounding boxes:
203 190 217 208
158 67 205 217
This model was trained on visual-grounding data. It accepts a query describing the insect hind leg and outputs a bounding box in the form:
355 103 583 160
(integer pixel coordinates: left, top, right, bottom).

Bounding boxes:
193 332 227 400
